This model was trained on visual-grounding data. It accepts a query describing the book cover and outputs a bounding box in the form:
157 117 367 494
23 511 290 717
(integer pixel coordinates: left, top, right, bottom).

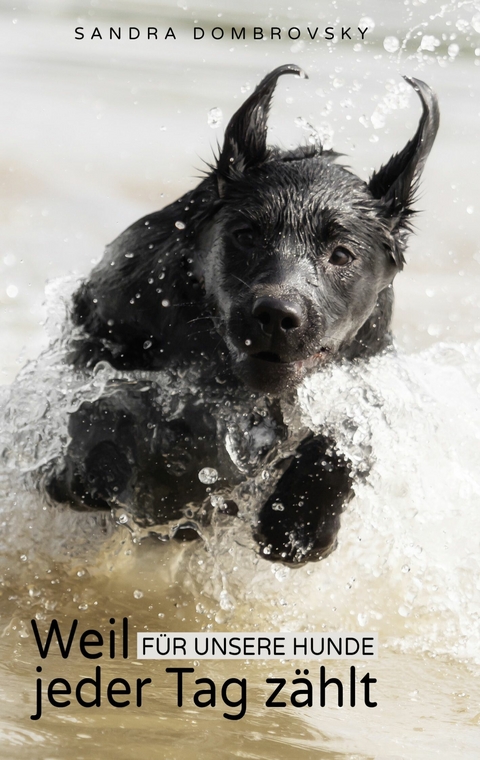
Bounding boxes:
0 1 479 758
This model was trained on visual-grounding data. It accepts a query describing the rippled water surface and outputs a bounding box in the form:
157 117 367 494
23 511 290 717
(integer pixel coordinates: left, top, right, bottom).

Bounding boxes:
1 1 480 758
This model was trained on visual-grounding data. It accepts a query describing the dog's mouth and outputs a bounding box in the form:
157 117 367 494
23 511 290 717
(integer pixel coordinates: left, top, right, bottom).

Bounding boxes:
233 347 332 394
250 348 331 367
252 351 285 364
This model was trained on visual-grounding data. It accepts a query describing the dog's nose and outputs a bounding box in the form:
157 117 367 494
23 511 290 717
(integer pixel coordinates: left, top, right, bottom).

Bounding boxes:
252 297 304 335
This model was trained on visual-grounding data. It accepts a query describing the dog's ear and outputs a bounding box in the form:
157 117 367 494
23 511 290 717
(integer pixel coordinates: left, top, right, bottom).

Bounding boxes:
368 77 439 231
216 63 307 196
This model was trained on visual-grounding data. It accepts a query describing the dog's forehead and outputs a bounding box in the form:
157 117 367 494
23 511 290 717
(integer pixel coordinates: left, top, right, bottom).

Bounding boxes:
222 157 375 226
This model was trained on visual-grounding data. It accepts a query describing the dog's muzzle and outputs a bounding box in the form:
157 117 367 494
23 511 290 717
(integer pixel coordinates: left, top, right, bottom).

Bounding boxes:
226 296 329 393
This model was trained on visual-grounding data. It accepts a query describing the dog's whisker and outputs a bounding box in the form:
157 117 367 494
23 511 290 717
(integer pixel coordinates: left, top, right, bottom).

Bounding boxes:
232 274 254 293
186 315 219 325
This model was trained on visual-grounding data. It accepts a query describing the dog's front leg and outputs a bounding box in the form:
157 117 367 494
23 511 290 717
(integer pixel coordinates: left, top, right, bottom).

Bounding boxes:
254 435 353 565
45 382 219 535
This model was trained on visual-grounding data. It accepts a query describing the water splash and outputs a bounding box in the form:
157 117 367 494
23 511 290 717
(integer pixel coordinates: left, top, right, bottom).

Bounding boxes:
207 107 223 129
1 275 479 664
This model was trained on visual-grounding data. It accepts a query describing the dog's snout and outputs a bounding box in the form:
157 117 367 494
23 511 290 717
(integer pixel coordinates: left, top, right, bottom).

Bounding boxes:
252 297 304 335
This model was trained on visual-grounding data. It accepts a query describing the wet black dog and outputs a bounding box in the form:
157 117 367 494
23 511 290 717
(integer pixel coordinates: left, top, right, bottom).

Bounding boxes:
48 64 439 564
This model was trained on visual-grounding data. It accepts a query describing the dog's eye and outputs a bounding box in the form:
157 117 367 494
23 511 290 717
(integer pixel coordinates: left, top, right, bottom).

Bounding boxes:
232 228 254 248
329 247 354 266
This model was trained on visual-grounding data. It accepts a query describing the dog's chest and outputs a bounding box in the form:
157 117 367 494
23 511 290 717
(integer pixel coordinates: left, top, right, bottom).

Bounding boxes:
117 368 310 524
151 373 306 479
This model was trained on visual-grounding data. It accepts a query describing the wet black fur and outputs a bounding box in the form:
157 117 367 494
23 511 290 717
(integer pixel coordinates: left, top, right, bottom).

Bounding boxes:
48 65 439 565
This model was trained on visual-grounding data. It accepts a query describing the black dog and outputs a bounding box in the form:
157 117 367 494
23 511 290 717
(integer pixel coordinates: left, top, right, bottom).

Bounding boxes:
47 64 439 565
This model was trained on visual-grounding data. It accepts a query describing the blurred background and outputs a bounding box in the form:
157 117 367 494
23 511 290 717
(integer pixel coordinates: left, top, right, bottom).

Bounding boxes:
0 0 479 383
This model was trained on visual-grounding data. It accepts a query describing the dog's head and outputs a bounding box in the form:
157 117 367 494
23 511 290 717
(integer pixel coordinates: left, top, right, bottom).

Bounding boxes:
197 64 439 394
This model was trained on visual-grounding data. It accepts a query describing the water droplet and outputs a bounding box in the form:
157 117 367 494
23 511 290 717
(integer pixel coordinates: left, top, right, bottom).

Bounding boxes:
273 565 290 582
401 564 410 573
262 545 272 555
448 43 460 58
473 14 480 34
118 513 129 524
125 252 134 258
371 112 385 130
3 253 16 266
245 339 252 346
383 36 399 53
294 116 321 145
219 590 235 611
133 589 144 599
207 107 223 129
198 467 218 484
419 35 440 52
272 501 284 512
175 220 186 230
161 299 170 308
6 285 18 298
359 16 375 31
143 340 152 350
